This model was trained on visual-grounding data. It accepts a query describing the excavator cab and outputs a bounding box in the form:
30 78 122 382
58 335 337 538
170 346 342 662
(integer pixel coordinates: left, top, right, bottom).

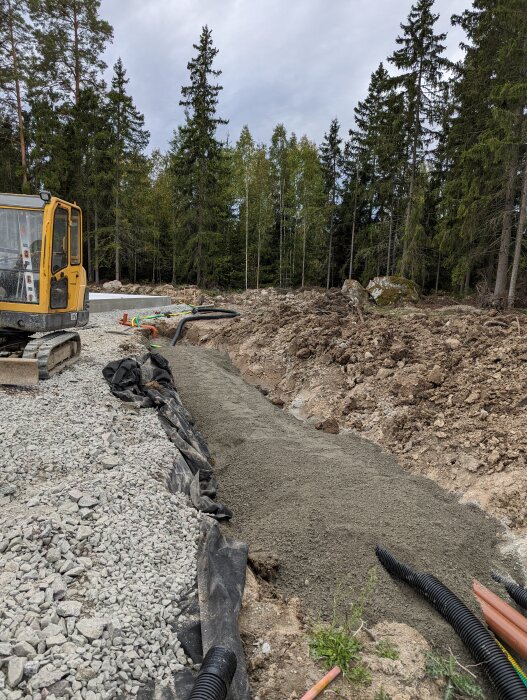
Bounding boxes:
0 192 89 385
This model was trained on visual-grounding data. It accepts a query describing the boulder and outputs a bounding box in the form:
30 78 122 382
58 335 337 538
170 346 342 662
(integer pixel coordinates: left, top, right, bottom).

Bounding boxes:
341 279 370 306
102 279 122 292
366 276 419 306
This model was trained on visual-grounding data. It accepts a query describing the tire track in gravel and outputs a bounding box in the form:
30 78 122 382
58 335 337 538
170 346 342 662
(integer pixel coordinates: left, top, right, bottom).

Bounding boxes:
163 343 522 658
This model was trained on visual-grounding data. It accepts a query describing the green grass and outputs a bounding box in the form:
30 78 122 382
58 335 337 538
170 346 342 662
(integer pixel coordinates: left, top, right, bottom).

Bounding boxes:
374 690 392 700
309 625 362 675
375 639 400 660
309 568 377 683
425 651 485 699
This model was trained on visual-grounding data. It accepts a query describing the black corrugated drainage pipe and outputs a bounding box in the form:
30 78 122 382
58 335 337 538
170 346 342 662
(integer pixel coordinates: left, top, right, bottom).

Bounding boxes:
376 546 527 700
187 646 237 700
492 572 527 612
170 307 240 347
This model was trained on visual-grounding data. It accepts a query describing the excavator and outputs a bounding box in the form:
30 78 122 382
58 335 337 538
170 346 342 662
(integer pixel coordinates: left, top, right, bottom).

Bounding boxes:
0 192 89 385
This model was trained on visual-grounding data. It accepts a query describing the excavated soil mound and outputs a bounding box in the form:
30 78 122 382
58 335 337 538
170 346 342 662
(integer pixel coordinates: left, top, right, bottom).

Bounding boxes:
157 288 527 532
164 344 521 664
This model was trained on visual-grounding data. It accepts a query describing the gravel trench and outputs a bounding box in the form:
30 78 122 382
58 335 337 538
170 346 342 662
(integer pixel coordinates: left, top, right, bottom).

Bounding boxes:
165 343 523 661
0 308 201 699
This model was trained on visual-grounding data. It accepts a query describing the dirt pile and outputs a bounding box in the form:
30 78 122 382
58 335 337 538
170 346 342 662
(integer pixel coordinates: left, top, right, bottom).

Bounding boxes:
241 569 443 700
158 287 527 531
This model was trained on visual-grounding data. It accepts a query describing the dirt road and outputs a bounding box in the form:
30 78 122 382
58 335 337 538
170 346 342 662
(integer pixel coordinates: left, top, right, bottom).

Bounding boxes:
164 343 521 656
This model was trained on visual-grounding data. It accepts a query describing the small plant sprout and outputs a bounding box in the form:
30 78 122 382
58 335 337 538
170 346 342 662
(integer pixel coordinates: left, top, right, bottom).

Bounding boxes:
375 639 400 660
425 651 485 699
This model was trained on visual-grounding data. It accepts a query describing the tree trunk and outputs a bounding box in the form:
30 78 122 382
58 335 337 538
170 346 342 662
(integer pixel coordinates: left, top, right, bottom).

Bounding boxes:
508 158 527 308
348 164 359 278
401 60 423 278
94 204 99 284
493 152 519 300
73 0 80 105
115 185 120 281
245 175 249 290
386 212 393 276
302 214 307 287
7 0 28 188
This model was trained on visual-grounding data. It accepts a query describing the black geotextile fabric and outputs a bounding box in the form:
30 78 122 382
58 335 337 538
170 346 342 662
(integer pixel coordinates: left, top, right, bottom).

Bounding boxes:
102 352 250 700
102 352 232 520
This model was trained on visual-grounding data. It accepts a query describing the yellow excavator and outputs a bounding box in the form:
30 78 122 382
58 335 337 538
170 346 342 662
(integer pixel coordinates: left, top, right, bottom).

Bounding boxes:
0 192 89 385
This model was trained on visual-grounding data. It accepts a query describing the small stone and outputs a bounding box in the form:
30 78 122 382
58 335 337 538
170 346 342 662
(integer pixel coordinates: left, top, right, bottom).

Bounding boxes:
0 484 16 497
68 489 84 502
29 664 67 690
315 417 339 434
46 634 67 648
50 576 67 600
8 656 25 688
76 618 106 641
76 526 92 541
13 642 36 658
38 624 62 640
46 549 62 564
0 643 11 657
261 642 271 654
445 337 461 350
78 496 98 508
24 659 40 677
427 365 445 386
101 455 119 470
57 601 82 618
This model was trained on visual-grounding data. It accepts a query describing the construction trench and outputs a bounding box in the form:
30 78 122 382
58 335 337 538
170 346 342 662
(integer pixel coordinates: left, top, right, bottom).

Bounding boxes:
2 293 527 699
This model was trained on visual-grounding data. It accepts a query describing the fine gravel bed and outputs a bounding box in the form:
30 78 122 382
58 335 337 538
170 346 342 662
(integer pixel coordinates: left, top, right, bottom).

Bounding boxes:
165 343 523 666
0 306 201 699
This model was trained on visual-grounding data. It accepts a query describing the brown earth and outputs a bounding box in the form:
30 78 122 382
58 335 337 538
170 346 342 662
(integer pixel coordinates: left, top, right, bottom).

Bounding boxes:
240 568 444 700
164 342 521 699
154 287 527 535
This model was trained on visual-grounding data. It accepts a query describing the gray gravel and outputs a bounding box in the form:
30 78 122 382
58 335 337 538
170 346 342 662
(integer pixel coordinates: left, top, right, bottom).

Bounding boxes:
0 306 202 699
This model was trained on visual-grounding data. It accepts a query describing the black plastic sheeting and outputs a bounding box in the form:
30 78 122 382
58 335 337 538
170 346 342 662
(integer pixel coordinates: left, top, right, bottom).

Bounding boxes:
103 352 231 520
103 352 250 700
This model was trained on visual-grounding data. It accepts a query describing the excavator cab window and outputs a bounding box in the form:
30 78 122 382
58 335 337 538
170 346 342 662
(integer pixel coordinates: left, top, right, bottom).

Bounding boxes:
0 207 43 303
52 206 68 273
70 208 81 265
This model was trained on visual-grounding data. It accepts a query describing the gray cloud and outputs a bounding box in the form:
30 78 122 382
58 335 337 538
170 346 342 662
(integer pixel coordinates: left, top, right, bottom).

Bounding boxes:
100 0 468 150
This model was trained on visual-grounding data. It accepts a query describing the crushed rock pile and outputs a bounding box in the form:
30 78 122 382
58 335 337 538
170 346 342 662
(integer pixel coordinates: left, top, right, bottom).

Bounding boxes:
0 307 201 698
156 287 527 531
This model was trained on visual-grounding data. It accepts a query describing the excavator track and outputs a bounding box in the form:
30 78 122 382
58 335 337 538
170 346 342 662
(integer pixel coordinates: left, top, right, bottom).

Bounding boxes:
22 331 81 380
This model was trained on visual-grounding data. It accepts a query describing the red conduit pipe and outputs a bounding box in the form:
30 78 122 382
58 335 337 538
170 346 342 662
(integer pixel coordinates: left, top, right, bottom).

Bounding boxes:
473 581 527 637
299 666 341 700
478 601 527 659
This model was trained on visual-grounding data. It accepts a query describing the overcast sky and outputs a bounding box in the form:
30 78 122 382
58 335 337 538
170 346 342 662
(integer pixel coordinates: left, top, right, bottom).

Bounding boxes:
99 0 470 151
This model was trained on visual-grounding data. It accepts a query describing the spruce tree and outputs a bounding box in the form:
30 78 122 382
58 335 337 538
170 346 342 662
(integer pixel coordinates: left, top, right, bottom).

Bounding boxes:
234 126 256 289
173 26 228 287
269 124 289 287
389 0 449 278
107 58 149 280
319 118 342 288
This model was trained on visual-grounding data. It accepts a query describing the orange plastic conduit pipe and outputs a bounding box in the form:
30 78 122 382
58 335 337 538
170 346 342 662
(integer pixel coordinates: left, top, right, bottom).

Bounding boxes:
299 666 341 700
478 601 527 659
473 581 527 637
119 313 158 338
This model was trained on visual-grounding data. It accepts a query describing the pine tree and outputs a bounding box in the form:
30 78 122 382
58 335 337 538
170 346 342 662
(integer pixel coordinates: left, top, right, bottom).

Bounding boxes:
173 26 228 287
107 58 149 280
389 0 449 278
319 118 342 288
0 0 32 188
30 0 112 106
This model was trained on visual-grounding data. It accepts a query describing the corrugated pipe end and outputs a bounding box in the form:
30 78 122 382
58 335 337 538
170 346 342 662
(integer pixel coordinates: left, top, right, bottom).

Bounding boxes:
492 571 527 611
187 646 237 700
